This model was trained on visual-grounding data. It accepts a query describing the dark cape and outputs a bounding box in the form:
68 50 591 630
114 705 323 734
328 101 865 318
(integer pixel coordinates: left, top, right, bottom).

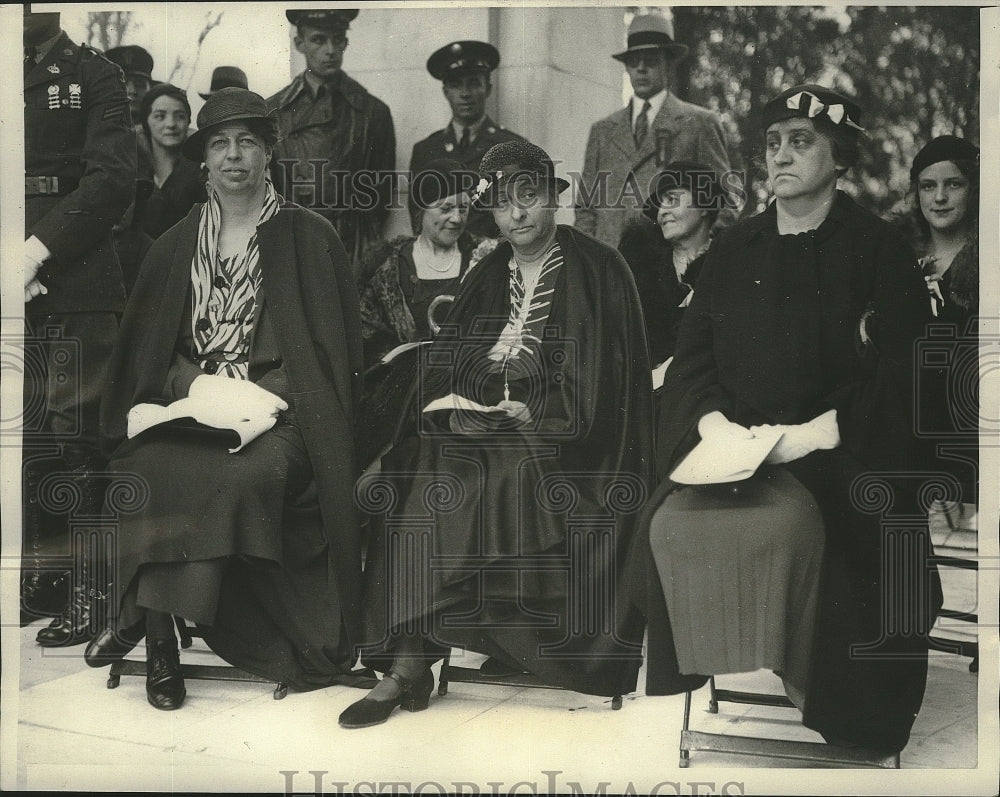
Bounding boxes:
359 225 654 697
100 201 368 690
633 192 943 752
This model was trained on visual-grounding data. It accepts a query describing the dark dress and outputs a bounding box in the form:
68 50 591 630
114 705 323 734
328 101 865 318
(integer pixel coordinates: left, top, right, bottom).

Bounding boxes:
101 202 370 691
617 218 706 367
358 225 653 697
136 155 207 239
915 235 979 503
635 192 943 752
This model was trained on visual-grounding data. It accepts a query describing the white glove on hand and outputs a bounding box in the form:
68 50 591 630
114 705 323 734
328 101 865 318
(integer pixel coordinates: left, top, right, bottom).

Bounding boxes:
753 409 841 465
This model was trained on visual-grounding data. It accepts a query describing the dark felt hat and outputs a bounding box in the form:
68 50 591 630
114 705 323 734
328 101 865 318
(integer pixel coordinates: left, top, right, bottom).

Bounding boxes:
472 140 570 208
427 41 500 81
285 9 358 31
612 14 688 62
410 158 478 207
182 87 275 161
910 135 980 183
105 45 154 79
762 84 864 134
642 161 724 221
199 66 249 100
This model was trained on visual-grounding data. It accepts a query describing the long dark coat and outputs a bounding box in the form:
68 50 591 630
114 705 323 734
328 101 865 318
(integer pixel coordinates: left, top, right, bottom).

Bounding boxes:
359 225 654 697
635 192 943 752
100 202 367 688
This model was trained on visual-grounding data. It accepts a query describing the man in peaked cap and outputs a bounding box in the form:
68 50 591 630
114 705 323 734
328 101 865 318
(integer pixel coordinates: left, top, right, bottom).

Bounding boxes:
410 40 525 238
267 9 396 270
22 7 136 646
575 13 737 247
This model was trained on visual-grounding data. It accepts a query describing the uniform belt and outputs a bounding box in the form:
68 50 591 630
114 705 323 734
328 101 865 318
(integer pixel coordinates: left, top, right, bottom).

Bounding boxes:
25 176 61 196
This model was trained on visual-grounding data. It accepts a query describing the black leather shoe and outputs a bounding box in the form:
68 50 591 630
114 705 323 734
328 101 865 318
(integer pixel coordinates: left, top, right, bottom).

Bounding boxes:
20 570 70 626
35 586 101 647
146 638 186 711
85 622 145 667
338 668 434 729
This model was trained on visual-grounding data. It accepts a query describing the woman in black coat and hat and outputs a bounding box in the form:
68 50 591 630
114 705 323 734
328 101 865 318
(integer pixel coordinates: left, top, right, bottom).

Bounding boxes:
617 161 723 375
339 140 652 729
86 88 370 710
634 85 942 753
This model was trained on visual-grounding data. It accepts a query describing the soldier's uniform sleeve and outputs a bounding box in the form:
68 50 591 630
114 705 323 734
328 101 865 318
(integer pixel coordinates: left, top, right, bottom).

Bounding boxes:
29 49 136 263
574 121 600 236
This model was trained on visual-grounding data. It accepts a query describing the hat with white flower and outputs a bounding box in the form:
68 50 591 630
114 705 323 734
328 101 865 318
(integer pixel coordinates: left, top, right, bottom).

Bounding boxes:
472 140 570 208
762 84 864 135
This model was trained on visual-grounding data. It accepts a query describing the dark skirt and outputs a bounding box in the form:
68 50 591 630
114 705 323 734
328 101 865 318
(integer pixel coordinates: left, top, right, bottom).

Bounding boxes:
640 449 943 752
648 468 824 701
109 421 363 691
359 435 645 697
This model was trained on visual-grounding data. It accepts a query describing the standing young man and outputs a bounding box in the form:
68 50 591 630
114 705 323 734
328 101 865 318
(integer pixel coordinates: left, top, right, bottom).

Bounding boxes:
267 9 396 269
575 14 736 247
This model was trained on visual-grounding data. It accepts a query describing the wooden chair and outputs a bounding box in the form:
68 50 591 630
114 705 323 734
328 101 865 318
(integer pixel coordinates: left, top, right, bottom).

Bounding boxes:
437 650 624 710
927 500 979 672
678 676 900 769
105 617 288 700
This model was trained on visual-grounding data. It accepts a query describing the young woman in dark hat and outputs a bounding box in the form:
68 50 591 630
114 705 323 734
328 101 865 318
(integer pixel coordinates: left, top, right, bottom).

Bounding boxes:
134 83 206 239
635 84 942 754
87 87 370 710
340 139 652 728
618 160 723 373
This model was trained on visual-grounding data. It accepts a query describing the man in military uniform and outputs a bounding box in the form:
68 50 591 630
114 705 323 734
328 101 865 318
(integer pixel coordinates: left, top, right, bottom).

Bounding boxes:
410 40 524 238
267 9 396 269
22 8 136 646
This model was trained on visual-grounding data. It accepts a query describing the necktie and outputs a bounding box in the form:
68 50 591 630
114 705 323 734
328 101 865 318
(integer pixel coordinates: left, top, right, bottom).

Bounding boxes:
24 46 37 77
634 100 651 148
459 126 471 149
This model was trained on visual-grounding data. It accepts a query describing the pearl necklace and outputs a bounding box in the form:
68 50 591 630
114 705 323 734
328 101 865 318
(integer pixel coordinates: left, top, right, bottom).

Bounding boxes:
414 235 461 276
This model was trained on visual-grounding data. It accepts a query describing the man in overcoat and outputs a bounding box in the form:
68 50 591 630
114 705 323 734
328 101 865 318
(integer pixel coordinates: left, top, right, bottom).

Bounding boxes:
575 14 736 247
267 8 396 269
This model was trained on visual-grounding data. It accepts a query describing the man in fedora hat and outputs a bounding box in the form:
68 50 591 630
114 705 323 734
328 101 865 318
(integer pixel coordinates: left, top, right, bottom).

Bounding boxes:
410 40 525 238
575 13 736 247
199 65 248 100
267 9 396 269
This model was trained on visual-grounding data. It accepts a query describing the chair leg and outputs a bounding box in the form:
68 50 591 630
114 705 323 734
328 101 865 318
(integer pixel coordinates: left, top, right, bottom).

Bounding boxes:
437 650 450 696
174 616 194 649
679 689 693 767
707 674 719 713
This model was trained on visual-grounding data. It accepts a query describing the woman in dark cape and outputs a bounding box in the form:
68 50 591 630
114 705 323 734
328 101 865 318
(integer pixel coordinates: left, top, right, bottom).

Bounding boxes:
340 141 653 728
633 85 942 753
90 89 371 709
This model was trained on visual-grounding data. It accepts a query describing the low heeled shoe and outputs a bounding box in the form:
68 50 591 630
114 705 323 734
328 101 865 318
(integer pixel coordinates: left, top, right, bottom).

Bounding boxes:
146 638 186 711
338 668 434 729
85 623 145 667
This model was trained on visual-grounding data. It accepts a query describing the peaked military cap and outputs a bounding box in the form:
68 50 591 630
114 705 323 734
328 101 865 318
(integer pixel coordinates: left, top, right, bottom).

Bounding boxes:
285 9 359 31
427 40 500 81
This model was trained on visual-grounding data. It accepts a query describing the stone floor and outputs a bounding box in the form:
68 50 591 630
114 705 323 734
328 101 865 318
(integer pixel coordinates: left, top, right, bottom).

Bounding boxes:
6 613 988 794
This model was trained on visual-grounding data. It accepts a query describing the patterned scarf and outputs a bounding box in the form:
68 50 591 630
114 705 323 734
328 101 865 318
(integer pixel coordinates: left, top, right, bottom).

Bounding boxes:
488 243 563 363
190 180 280 379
